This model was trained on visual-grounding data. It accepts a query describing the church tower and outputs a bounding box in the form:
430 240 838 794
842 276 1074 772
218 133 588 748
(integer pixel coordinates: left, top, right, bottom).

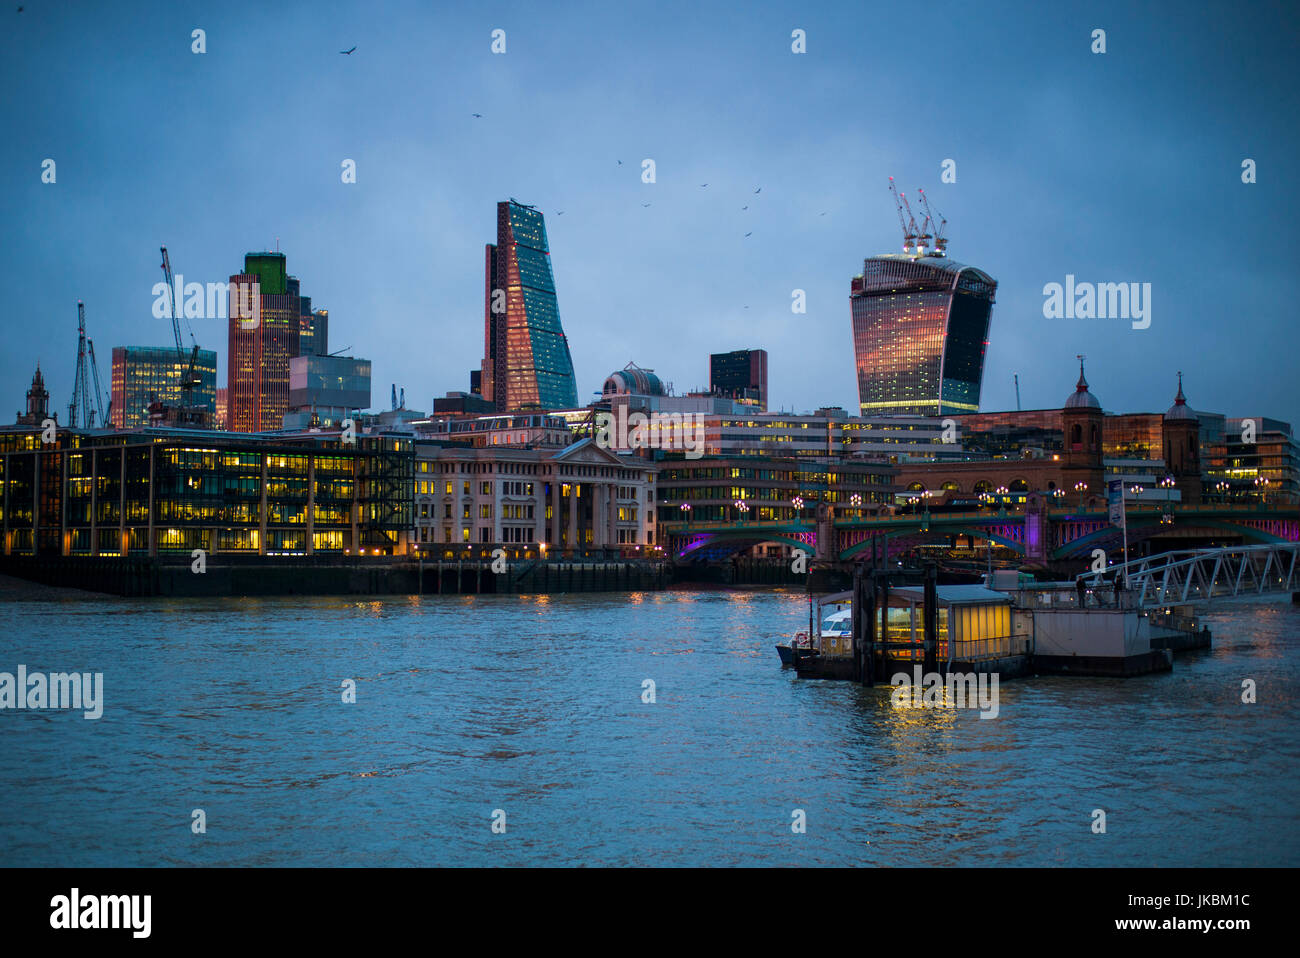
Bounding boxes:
16 364 50 426
1061 356 1104 502
1162 372 1202 504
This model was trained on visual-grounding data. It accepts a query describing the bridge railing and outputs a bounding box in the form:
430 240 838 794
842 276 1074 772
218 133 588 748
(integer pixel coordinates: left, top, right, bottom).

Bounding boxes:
1100 543 1300 606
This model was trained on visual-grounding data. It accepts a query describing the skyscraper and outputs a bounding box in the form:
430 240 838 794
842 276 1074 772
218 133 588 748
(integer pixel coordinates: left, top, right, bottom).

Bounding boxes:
710 348 768 411
227 252 301 432
480 199 579 412
850 253 997 417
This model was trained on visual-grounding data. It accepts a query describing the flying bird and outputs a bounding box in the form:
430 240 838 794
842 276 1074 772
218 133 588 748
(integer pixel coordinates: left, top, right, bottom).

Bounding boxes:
471 113 482 118
741 205 748 210
556 211 565 216
700 183 708 188
754 187 762 194
617 159 623 165
820 211 827 216
340 46 356 54
744 231 753 237
641 203 651 208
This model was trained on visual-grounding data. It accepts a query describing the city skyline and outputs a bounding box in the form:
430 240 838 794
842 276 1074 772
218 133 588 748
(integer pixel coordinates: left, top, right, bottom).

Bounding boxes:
2 1 1297 425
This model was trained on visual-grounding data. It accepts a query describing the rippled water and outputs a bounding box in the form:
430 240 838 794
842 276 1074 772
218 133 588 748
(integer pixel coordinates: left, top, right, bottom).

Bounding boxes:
1 588 1297 866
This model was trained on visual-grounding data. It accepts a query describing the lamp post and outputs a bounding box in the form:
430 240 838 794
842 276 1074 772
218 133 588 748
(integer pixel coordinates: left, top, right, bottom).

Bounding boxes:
792 495 804 522
1074 480 1088 511
679 502 692 523
735 498 749 523
1215 480 1230 504
995 485 1009 516
1255 476 1270 509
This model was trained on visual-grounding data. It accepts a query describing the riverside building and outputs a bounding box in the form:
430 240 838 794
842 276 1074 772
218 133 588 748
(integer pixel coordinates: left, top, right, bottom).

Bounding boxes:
0 426 412 557
413 438 656 552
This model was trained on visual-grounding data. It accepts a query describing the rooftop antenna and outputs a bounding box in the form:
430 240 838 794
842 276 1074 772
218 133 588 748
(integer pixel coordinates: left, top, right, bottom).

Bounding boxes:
1014 374 1021 411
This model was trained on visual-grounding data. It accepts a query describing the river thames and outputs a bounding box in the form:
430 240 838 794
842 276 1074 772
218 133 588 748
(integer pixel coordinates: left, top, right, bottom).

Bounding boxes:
1 588 1297 867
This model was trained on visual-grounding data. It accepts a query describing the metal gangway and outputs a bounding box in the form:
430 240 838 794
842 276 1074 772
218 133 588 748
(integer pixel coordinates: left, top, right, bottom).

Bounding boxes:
1084 543 1300 607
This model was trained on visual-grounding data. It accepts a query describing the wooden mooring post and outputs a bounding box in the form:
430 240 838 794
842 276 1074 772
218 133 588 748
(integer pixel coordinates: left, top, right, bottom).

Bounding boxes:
852 569 878 686
923 562 939 674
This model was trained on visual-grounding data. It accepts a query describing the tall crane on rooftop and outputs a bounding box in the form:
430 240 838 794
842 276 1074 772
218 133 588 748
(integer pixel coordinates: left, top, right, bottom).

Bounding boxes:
899 190 924 255
160 245 204 413
888 177 915 254
917 188 948 256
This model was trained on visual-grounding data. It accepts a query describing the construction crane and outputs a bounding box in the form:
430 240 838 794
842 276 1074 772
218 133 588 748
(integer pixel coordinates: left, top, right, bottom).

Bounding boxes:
917 188 948 256
899 190 924 255
87 339 109 426
68 301 108 428
887 177 915 254
159 246 204 414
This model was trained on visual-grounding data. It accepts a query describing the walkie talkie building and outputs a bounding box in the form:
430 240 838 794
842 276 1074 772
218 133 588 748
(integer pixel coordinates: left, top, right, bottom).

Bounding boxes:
480 199 579 412
850 253 997 417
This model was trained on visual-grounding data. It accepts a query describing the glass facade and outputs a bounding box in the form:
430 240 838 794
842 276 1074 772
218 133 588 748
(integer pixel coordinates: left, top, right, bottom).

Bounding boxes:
0 428 412 557
850 255 996 417
289 354 371 410
110 346 217 428
482 200 579 412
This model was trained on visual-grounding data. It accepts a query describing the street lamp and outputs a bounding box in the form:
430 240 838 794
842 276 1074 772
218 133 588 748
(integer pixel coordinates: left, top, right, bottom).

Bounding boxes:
1074 481 1088 511
1255 476 1270 507
995 485 1009 515
792 495 804 521
1215 480 1230 503
735 499 749 522
679 502 692 522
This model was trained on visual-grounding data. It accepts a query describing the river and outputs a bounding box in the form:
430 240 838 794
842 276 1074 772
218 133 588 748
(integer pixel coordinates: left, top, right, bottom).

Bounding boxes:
1 588 1297 866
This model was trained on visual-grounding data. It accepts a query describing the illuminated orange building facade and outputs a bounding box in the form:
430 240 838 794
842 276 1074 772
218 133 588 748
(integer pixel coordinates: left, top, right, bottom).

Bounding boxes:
226 253 301 433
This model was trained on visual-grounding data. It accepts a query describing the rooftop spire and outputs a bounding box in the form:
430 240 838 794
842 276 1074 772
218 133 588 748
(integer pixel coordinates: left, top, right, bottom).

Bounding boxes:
1076 354 1088 392
1174 370 1186 405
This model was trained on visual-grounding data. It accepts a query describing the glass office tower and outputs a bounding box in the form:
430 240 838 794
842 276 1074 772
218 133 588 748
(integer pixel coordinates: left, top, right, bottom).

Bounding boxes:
110 346 218 428
850 254 997 417
481 199 579 412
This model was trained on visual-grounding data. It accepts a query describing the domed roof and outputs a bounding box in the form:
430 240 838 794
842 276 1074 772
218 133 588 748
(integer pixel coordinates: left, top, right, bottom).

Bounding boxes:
1166 372 1197 421
1064 358 1100 410
603 362 664 397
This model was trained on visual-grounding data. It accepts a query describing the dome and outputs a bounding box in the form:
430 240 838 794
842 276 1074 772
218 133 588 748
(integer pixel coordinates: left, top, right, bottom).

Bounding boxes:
1166 373 1197 421
603 362 664 397
1064 359 1100 410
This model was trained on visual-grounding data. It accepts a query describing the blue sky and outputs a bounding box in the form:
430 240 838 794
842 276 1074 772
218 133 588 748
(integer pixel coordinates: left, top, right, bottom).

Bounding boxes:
3 0 1297 423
